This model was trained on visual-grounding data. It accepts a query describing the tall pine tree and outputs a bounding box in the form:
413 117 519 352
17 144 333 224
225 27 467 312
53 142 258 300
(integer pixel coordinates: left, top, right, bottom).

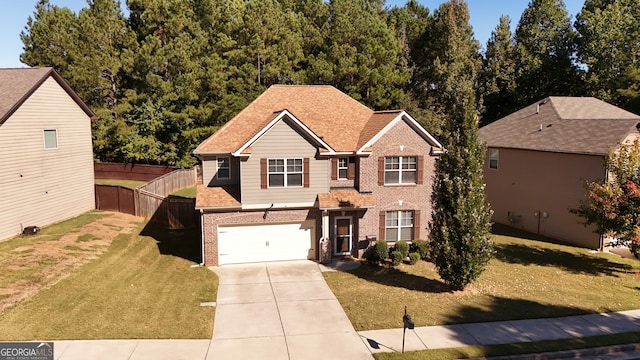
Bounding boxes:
514 0 583 105
479 15 517 125
427 0 493 291
575 0 640 113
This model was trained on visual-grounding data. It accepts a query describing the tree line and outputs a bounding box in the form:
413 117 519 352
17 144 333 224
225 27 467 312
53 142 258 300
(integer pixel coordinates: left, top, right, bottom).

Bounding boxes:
20 0 640 167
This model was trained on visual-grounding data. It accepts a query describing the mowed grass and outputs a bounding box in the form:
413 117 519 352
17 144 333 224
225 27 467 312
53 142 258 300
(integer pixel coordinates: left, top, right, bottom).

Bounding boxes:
0 215 217 340
374 332 640 360
324 224 640 331
170 186 197 199
95 178 146 188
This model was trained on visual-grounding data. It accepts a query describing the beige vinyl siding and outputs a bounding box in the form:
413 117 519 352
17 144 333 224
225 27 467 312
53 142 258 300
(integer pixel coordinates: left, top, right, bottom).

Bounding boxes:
0 77 94 241
202 155 240 186
241 119 328 206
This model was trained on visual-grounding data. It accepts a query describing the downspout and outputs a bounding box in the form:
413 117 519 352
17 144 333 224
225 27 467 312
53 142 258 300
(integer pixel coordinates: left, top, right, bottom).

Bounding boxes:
199 208 205 266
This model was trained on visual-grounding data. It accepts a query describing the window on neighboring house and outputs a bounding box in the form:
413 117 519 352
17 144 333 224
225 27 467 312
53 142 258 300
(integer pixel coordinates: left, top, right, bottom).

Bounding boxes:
385 156 417 184
43 129 58 149
338 157 349 180
268 158 303 187
216 157 230 179
385 210 414 241
489 149 499 169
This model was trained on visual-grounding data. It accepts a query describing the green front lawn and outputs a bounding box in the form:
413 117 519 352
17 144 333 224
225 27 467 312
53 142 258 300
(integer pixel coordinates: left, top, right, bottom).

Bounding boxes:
0 212 217 340
374 332 640 360
324 224 640 331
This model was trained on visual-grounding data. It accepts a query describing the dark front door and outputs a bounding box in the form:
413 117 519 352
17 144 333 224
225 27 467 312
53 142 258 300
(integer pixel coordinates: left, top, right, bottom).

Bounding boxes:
334 217 352 255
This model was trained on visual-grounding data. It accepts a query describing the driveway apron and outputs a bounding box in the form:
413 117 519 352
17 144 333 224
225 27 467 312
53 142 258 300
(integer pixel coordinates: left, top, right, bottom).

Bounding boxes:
208 260 372 360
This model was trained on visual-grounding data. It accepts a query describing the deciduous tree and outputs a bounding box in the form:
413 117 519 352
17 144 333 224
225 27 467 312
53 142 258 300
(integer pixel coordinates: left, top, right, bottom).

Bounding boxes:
573 140 640 258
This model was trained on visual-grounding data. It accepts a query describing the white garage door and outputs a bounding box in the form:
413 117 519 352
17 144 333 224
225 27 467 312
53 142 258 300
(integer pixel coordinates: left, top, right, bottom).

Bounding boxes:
218 221 315 265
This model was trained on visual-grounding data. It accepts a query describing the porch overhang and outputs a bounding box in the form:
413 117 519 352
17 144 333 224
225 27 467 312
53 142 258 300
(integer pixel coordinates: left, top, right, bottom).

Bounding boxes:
195 185 242 210
317 189 375 211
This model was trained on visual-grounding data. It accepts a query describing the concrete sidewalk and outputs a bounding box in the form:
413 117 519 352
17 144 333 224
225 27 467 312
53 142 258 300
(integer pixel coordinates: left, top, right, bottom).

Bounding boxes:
358 309 640 354
38 259 640 359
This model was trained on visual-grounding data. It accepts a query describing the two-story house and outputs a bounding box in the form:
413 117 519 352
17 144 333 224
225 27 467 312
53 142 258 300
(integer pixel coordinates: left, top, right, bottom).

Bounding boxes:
479 96 640 249
0 68 95 242
194 85 443 266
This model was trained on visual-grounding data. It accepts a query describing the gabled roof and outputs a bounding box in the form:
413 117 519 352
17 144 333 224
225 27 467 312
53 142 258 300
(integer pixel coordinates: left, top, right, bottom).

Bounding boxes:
194 85 442 155
0 67 95 125
478 97 640 156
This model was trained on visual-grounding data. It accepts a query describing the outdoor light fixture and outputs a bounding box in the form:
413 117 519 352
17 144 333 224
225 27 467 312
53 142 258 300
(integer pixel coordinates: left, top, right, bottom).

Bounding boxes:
263 203 274 219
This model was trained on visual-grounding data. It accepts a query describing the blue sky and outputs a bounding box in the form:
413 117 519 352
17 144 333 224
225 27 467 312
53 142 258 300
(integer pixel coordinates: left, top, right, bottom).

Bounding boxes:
1 0 585 68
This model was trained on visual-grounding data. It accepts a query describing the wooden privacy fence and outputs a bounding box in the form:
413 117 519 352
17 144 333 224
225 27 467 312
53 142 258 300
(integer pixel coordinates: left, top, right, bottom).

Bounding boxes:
95 185 136 215
94 162 177 181
95 167 199 228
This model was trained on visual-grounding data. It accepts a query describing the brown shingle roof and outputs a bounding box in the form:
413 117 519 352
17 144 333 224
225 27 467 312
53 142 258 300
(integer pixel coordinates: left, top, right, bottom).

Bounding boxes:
0 67 94 125
357 110 403 150
317 189 375 209
195 85 377 154
195 185 241 209
478 97 640 155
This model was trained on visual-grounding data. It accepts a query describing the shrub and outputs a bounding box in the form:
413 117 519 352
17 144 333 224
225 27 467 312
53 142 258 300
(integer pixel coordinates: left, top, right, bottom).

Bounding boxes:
631 241 639 259
394 240 410 258
363 246 377 265
408 252 420 265
374 239 389 261
411 240 430 259
364 240 389 265
391 251 403 266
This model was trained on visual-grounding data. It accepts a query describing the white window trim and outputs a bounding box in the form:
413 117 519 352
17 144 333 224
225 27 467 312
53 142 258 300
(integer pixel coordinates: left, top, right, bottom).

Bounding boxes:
216 157 231 179
384 156 417 185
337 157 349 180
334 216 352 256
268 158 303 188
385 210 414 242
489 149 499 169
43 129 58 150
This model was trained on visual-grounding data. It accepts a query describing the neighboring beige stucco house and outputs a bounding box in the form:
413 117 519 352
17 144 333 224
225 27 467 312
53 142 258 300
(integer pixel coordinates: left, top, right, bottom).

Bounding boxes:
194 85 443 266
0 68 96 241
479 97 640 249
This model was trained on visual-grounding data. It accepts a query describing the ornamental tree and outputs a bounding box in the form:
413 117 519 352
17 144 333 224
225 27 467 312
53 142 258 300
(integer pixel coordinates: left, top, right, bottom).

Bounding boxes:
572 139 640 258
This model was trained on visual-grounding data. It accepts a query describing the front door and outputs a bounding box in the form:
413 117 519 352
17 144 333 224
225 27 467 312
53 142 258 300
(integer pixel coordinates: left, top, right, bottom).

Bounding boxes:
334 217 352 255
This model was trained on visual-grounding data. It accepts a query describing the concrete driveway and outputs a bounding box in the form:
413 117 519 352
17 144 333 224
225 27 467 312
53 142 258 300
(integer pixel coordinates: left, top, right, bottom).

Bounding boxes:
208 260 372 360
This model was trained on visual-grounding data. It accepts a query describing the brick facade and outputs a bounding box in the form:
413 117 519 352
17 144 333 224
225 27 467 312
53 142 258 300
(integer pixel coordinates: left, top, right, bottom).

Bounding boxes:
358 119 436 247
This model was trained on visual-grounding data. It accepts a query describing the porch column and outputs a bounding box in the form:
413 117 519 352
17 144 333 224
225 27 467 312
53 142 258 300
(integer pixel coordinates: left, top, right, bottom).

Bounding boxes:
322 210 329 240
320 210 331 264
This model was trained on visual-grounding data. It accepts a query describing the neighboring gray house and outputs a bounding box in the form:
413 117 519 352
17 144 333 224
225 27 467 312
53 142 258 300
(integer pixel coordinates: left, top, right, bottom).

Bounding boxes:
194 85 444 266
479 97 640 249
0 68 96 241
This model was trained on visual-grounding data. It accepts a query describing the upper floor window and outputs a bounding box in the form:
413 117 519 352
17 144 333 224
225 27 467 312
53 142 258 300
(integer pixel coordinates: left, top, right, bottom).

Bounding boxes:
489 149 499 169
385 156 416 184
338 157 349 180
43 129 58 149
385 210 414 241
216 157 230 179
268 158 303 187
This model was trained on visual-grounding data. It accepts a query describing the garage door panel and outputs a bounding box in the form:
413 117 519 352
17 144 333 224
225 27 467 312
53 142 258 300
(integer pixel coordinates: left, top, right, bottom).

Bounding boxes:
218 221 314 265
